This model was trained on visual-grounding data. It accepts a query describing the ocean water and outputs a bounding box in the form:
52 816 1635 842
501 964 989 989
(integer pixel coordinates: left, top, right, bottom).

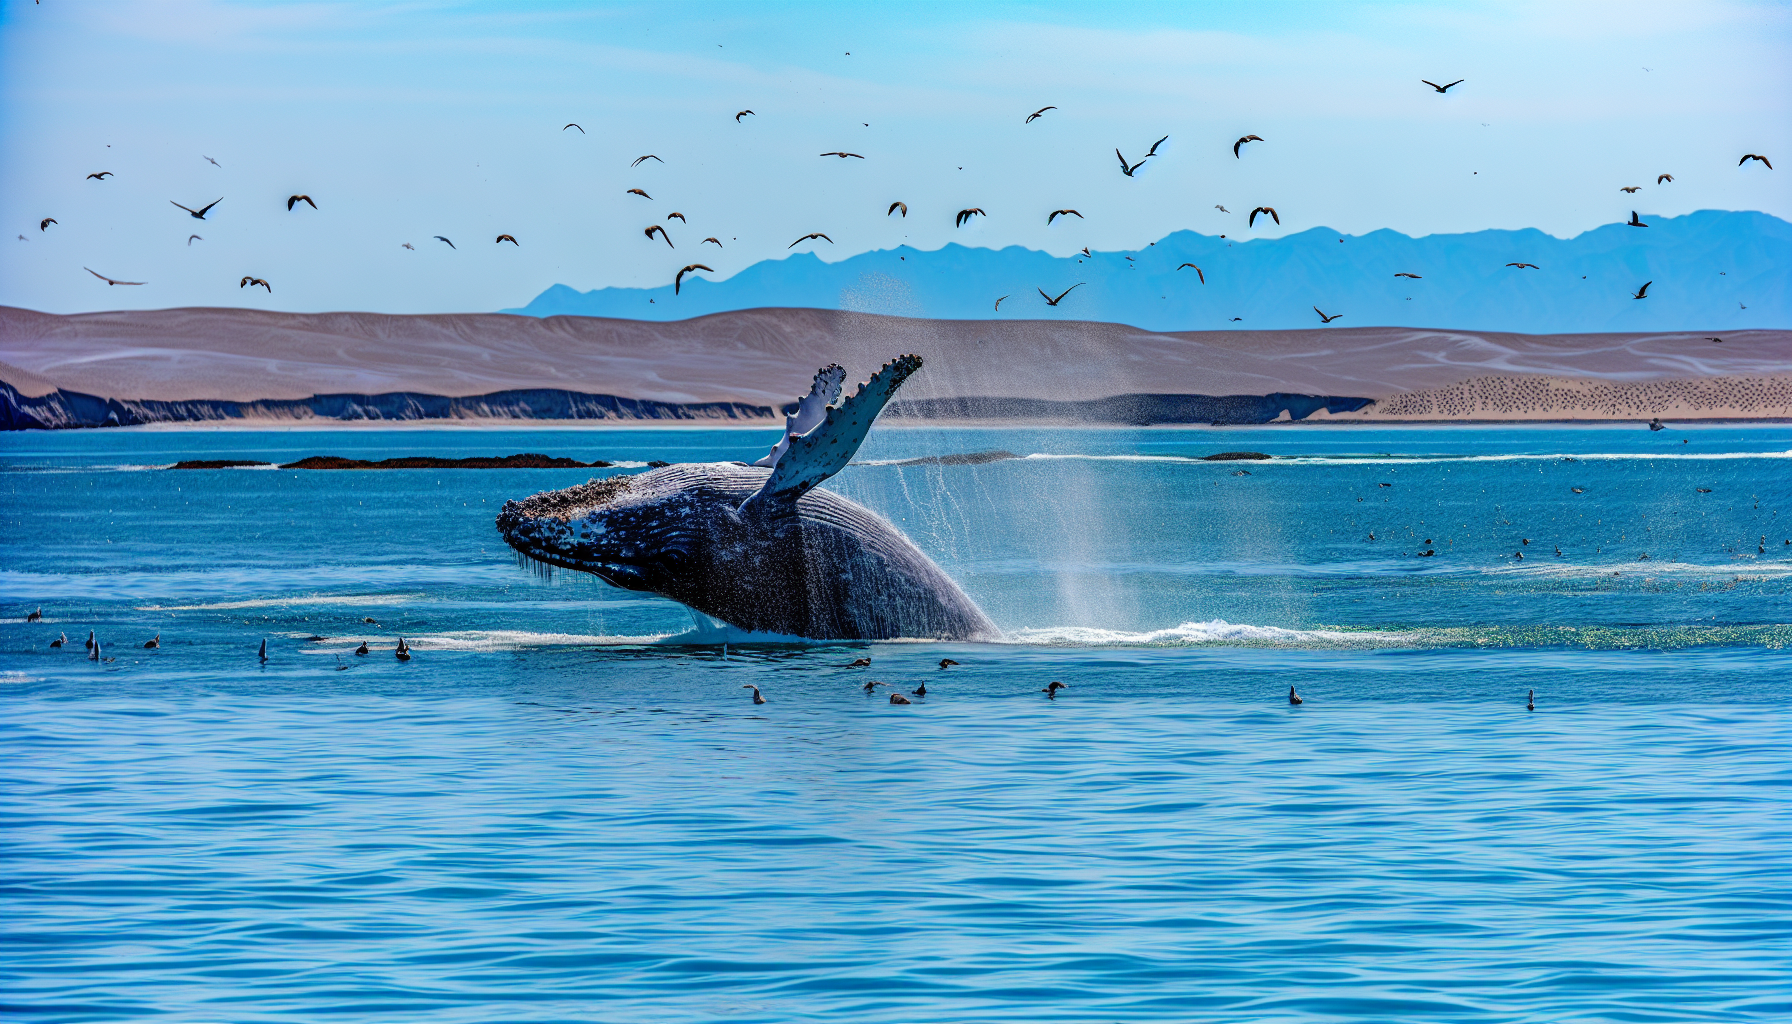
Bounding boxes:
2 423 1789 1023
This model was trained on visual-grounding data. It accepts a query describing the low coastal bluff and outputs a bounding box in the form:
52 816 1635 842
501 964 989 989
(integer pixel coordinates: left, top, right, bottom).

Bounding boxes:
0 384 780 431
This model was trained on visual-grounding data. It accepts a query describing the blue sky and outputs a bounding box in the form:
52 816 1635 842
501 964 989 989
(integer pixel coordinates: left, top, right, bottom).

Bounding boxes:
2 0 1787 314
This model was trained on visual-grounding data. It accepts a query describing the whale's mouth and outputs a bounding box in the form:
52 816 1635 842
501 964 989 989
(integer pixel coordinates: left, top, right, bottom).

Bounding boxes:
506 541 647 590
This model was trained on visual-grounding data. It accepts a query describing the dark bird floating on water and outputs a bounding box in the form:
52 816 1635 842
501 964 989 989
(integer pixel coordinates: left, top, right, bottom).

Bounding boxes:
1039 283 1083 306
743 683 766 704
788 231 832 248
955 208 986 227
396 637 411 661
1628 211 1648 227
355 640 369 655
52 633 67 648
85 630 95 650
1042 681 1066 698
1657 174 1673 184
631 155 663 167
645 224 674 248
434 235 455 248
87 171 113 180
848 657 871 667
820 151 864 159
1047 209 1082 224
286 194 316 211
1739 153 1772 169
239 276 270 293
1527 689 1535 711
1632 281 1651 299
889 691 913 704
1620 186 1641 193
1506 262 1539 269
667 212 686 223
40 217 55 230
913 681 927 697
888 201 907 217
27 608 42 622
1025 105 1057 123
258 638 267 662
702 237 722 246
1422 79 1464 93
863 679 883 693
171 198 221 219
994 295 1008 311
735 110 753 122
674 264 713 294
939 659 958 669
1314 306 1343 323
563 123 583 133
1233 134 1262 158
1289 686 1303 704
1394 272 1422 278
1649 417 1665 431
1177 263 1205 283
496 234 517 245
187 234 202 245
85 267 144 286
1249 206 1279 227
144 634 159 649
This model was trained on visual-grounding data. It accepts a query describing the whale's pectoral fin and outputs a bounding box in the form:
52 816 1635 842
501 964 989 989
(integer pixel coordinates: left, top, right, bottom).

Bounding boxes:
753 363 846 469
744 354 923 512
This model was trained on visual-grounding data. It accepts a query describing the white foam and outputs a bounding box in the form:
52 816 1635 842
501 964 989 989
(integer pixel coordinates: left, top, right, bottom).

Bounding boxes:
1004 619 1408 647
1017 451 1792 466
138 593 430 611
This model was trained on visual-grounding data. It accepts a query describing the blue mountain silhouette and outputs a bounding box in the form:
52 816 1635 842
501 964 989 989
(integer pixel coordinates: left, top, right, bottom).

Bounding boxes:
504 210 1789 333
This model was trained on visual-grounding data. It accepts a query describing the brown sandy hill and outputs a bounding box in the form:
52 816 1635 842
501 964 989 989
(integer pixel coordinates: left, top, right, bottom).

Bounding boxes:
3 306 1786 409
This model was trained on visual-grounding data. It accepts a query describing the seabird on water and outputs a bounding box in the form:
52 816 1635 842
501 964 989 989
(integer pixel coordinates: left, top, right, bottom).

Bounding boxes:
258 638 268 662
143 634 160 649
939 658 958 669
743 683 766 704
889 692 913 704
1042 681 1066 698
1527 689 1535 711
913 681 927 697
355 640 369 656
396 638 411 661
51 632 67 648
26 607 41 622
863 679 883 693
1288 686 1303 705
86 630 95 650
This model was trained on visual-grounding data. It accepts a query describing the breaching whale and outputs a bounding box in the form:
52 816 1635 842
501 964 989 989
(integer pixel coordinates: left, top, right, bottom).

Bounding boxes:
496 355 998 641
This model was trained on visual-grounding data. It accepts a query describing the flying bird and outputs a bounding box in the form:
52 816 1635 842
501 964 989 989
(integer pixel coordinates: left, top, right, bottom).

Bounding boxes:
1657 174 1673 184
563 123 583 133
702 237 722 246
187 234 202 245
627 189 651 199
1505 262 1539 269
204 156 221 167
86 171 113 180
39 217 55 231
674 263 713 294
1620 186 1641 193
286 194 316 211
994 295 1008 311
1739 153 1772 169
887 201 907 217
820 151 864 159
1422 79 1465 92
84 267 144 286
1214 204 1229 213
955 208 986 227
735 110 754 122
435 235 455 248
1248 206 1279 227
401 243 414 250
631 155 663 167
1314 306 1343 323
1079 247 1092 258
1394 272 1422 278
1038 283 1084 306
1233 134 1262 158
1628 211 1648 227
1115 149 1147 176
788 232 832 248
1025 105 1057 123
496 234 517 245
1632 280 1651 300
645 225 674 248
239 276 271 292
1176 263 1205 283
667 212 686 223
171 198 222 219
1047 209 1082 224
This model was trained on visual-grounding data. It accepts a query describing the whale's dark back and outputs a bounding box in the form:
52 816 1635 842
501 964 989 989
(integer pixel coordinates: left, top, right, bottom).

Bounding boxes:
498 463 998 641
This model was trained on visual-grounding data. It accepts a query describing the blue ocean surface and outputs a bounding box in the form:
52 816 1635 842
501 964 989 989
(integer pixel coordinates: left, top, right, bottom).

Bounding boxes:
2 423 1789 1023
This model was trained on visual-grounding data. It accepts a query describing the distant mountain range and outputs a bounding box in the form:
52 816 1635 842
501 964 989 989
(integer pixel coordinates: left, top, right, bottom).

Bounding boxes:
505 210 1790 333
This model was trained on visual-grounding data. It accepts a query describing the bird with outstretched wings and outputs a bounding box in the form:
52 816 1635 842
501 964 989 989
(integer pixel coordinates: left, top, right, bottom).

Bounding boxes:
1025 106 1056 123
85 267 144 286
171 198 222 219
1039 283 1083 306
1249 206 1279 227
1177 263 1205 283
644 225 673 248
788 232 832 248
674 264 713 295
1233 135 1262 158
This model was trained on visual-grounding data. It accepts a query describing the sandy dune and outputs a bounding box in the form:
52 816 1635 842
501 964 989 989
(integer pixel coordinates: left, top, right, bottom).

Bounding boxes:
2 305 1787 421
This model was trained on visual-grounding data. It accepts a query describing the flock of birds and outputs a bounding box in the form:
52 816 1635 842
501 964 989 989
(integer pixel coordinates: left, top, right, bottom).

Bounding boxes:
23 609 417 667
37 79 1773 315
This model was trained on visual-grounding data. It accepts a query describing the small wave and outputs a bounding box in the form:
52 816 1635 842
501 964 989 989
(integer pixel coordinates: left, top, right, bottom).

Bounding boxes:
362 629 671 650
139 593 429 611
1006 619 1406 647
0 671 37 685
1018 451 1792 466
